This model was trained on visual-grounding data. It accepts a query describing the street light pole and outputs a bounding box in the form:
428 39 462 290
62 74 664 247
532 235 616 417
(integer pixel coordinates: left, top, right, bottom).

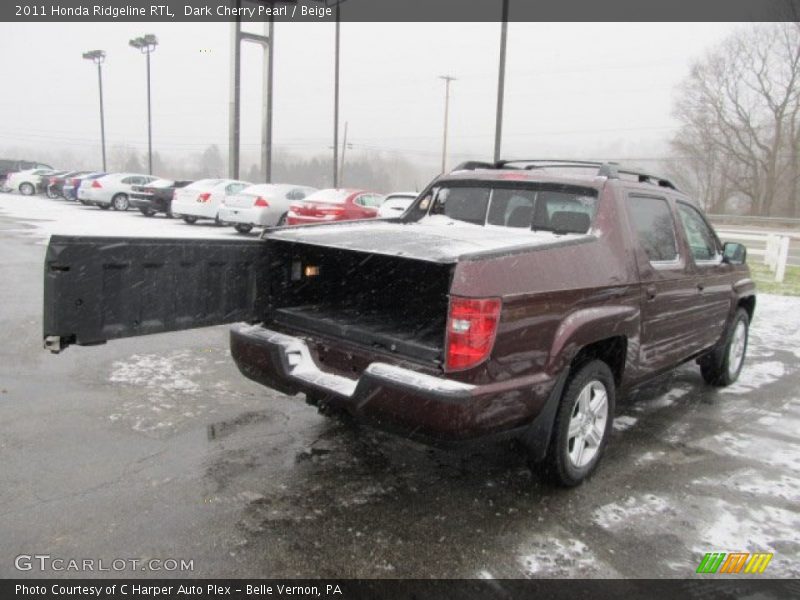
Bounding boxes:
493 0 509 163
333 2 340 188
129 34 158 175
439 75 456 173
82 50 107 172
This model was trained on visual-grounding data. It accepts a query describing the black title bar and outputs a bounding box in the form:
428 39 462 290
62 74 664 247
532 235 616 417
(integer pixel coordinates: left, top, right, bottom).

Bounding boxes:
3 0 800 22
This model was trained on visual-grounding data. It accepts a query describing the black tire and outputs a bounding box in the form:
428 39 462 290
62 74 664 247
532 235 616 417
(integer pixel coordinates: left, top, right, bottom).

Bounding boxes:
277 212 288 226
214 214 223 226
19 182 35 196
182 216 197 224
699 308 750 386
540 360 615 487
98 204 111 210
234 224 253 234
46 188 59 199
139 208 156 217
112 193 129 211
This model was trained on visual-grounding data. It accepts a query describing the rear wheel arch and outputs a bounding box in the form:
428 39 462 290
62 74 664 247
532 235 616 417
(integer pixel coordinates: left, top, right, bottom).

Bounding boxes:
520 335 626 466
547 306 636 381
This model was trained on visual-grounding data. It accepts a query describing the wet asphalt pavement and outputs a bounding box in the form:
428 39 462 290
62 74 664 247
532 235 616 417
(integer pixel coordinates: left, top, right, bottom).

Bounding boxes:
1 213 799 579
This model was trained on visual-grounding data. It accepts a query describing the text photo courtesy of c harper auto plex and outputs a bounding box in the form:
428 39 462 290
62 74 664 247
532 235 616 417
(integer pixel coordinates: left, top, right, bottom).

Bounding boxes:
1 1 799 599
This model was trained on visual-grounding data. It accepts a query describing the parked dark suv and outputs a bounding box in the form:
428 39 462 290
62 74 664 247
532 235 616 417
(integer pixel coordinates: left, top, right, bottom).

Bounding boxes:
0 158 53 185
42 160 754 486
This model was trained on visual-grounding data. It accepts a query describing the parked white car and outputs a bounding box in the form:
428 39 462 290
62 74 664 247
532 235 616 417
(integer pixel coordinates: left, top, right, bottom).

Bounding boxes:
377 192 418 218
219 183 318 233
172 179 251 224
4 168 58 195
78 173 158 210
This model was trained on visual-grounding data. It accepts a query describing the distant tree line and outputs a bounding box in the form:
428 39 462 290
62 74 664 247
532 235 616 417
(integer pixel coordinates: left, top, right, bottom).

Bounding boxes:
668 22 800 217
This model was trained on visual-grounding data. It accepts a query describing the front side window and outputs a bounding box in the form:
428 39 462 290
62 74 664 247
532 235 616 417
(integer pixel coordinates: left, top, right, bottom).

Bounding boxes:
626 196 679 263
677 202 720 262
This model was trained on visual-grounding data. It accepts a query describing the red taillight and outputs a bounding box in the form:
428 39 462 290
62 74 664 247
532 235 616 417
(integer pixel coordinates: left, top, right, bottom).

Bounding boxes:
254 196 269 207
197 192 211 203
318 205 344 216
445 297 502 372
91 180 102 188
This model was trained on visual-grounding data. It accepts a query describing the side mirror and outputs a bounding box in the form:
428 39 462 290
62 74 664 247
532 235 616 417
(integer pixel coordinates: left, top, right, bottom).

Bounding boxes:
722 242 747 265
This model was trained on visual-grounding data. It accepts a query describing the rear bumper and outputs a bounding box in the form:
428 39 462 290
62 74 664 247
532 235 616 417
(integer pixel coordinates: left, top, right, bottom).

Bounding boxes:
130 196 166 212
219 206 276 227
229 323 555 444
171 200 216 219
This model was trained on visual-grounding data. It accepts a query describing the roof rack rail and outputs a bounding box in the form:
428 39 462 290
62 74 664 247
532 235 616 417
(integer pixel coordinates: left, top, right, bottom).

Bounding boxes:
452 158 678 190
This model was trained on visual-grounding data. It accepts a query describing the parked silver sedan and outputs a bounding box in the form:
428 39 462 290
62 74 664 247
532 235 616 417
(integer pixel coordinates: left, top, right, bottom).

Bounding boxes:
78 172 158 211
219 183 318 233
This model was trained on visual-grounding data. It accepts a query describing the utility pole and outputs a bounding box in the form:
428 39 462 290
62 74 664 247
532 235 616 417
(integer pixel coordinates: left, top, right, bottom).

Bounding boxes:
129 34 158 175
493 0 509 163
229 19 242 179
263 16 274 183
339 121 348 186
82 50 107 171
439 75 456 173
333 2 341 188
228 1 272 181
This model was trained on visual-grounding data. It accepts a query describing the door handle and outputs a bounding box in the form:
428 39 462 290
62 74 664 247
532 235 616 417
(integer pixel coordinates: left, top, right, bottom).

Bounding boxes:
646 285 657 300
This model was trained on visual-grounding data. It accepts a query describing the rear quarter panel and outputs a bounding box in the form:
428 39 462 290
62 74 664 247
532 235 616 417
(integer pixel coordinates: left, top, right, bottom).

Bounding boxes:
450 183 641 388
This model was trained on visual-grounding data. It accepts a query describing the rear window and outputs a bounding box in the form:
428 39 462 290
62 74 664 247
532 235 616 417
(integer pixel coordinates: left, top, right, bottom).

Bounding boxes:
426 184 598 232
148 179 174 188
303 189 353 204
189 179 222 189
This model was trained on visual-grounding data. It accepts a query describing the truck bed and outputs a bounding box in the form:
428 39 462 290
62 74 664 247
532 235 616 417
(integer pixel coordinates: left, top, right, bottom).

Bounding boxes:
273 304 445 364
266 240 453 366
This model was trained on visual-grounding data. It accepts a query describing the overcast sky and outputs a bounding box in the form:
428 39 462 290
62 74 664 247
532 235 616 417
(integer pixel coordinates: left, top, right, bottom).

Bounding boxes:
0 21 742 169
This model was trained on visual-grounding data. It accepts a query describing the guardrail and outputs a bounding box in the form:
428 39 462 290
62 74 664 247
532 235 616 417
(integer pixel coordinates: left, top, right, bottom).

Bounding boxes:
708 213 800 229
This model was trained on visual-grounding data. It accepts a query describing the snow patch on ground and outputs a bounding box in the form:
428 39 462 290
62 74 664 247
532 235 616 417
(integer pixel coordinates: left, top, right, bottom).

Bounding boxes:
0 192 242 240
593 494 672 530
694 499 800 570
109 352 202 393
633 386 691 412
613 415 638 432
694 469 800 503
746 294 800 360
518 537 607 577
635 450 666 465
106 350 254 437
693 430 800 471
722 361 786 395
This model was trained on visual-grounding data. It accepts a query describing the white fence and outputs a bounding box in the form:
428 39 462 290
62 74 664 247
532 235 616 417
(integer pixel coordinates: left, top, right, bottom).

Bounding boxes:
717 230 792 283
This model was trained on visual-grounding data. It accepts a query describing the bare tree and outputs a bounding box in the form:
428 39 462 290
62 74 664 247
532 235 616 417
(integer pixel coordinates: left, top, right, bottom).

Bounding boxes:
671 23 800 217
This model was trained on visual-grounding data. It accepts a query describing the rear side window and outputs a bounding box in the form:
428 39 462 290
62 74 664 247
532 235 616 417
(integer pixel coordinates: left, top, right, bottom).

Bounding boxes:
677 202 720 262
430 186 491 225
627 196 679 263
355 194 384 208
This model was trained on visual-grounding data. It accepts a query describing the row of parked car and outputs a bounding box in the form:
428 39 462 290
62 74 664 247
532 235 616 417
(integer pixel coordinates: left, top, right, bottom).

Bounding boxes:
0 164 419 233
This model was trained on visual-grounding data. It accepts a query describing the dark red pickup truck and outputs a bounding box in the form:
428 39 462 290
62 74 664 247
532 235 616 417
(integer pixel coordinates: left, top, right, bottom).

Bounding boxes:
42 160 755 486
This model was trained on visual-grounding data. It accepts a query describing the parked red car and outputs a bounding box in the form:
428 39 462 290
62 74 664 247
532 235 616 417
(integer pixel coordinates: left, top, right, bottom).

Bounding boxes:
286 189 384 225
